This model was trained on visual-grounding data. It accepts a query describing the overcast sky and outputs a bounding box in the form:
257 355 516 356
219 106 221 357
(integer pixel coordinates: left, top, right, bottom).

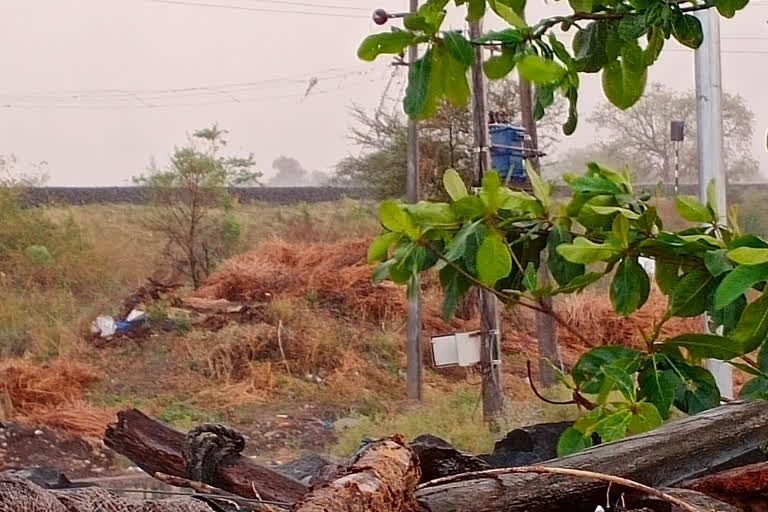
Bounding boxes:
0 0 766 186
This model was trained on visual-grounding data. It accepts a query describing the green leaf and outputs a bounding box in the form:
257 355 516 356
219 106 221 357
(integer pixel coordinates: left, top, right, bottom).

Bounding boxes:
740 377 768 400
704 249 733 277
403 202 457 227
358 32 415 61
403 49 434 120
672 13 703 49
488 0 526 28
480 171 502 213
731 291 768 353
655 261 679 296
547 224 585 286
443 168 468 201
572 346 642 394
404 14 431 32
557 237 620 265
373 258 410 284
661 333 745 360
523 262 538 293
563 88 579 135
627 402 663 435
715 0 749 18
552 272 604 295
675 195 714 223
707 179 718 218
453 196 486 219
714 262 768 310
475 28 523 44
728 247 768 265
380 200 414 234
463 223 489 276
618 15 646 41
592 410 631 442
439 265 473 320
601 41 648 110
557 427 593 457
467 0 486 21
644 27 665 66
435 44 471 108
603 365 636 401
442 31 475 67
368 232 401 263
674 364 720 414
638 365 681 420
573 21 609 73
611 258 650 316
484 49 517 80
760 342 768 372
588 205 640 219
710 293 746 336
444 221 482 262
670 269 715 317
518 55 566 85
526 160 551 210
477 233 512 286
568 0 593 13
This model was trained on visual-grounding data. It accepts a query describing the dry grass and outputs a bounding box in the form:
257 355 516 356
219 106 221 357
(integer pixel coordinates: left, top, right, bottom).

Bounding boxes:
0 359 115 438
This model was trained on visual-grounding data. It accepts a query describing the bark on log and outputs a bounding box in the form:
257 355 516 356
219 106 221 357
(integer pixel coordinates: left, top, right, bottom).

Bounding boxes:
292 435 420 512
104 409 308 504
682 461 768 511
417 400 768 512
631 488 742 512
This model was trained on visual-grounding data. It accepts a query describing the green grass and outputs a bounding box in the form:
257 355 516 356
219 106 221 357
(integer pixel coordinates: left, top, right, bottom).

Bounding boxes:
331 386 579 456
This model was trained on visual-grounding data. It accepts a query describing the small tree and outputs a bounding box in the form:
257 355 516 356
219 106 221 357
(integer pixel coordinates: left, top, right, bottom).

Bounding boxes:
136 125 261 288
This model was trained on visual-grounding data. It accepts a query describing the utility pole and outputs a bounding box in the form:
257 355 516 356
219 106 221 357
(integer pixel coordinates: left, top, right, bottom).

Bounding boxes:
406 0 423 401
518 77 561 388
694 9 733 398
470 19 504 424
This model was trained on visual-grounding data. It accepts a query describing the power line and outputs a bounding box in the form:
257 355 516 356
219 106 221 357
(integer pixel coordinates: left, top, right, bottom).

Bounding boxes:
146 0 362 17
222 0 369 11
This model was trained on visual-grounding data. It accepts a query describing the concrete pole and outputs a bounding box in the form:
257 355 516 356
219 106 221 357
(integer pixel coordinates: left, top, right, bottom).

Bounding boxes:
469 19 504 425
406 0 423 401
694 8 733 399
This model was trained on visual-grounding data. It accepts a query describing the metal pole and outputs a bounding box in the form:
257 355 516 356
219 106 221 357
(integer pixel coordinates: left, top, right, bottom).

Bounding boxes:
674 143 680 196
694 8 733 398
470 19 504 425
406 0 423 401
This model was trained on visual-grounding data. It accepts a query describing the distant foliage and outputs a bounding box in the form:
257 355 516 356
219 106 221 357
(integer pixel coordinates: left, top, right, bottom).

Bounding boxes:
135 125 261 288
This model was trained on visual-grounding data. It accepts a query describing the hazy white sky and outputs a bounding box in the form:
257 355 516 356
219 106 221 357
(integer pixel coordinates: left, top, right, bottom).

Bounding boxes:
0 0 765 185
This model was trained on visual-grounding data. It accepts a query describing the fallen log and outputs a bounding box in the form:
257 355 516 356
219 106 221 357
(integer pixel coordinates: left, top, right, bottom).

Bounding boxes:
291 435 420 512
104 409 308 504
631 488 742 512
0 476 216 512
417 400 768 512
682 460 768 510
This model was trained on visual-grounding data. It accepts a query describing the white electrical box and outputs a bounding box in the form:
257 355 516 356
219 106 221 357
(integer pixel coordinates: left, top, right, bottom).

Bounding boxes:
431 331 482 368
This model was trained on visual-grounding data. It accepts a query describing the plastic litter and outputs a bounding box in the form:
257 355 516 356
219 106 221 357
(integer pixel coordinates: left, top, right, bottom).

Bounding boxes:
90 316 117 338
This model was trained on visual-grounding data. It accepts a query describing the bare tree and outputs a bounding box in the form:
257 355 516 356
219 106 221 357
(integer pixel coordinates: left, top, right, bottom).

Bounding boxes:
588 83 758 184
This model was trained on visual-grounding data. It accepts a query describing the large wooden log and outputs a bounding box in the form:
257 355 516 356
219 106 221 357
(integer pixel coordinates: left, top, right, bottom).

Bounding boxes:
104 409 308 504
292 435 420 512
682 460 768 510
417 400 768 512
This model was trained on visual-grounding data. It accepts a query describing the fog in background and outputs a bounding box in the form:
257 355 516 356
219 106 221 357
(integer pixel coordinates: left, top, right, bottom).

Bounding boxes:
0 0 766 186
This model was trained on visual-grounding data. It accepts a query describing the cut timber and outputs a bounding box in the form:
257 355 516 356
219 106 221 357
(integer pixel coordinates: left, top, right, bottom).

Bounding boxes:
683 461 768 510
417 400 768 512
104 409 308 504
292 436 420 512
631 488 742 512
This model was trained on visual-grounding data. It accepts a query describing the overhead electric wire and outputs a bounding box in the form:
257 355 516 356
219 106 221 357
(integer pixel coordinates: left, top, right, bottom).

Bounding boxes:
222 0 370 11
147 0 363 17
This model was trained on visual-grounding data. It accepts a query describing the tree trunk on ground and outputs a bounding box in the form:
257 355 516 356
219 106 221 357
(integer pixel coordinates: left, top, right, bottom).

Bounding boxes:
416 400 768 512
104 409 308 504
292 435 420 512
682 460 768 511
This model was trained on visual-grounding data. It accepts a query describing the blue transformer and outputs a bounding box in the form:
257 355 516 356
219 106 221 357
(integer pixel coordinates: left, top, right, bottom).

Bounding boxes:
490 124 527 180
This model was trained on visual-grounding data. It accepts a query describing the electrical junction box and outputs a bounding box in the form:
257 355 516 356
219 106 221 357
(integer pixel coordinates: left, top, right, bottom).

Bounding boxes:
431 331 482 368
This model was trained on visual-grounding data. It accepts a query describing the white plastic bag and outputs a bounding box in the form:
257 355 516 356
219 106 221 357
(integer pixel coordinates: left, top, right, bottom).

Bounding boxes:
91 315 116 338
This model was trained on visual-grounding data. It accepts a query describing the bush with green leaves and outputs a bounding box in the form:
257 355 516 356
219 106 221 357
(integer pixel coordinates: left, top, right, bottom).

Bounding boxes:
358 0 749 131
135 125 260 288
369 164 768 455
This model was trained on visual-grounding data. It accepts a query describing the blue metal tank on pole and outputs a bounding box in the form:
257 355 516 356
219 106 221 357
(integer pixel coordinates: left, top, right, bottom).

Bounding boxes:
489 121 527 181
